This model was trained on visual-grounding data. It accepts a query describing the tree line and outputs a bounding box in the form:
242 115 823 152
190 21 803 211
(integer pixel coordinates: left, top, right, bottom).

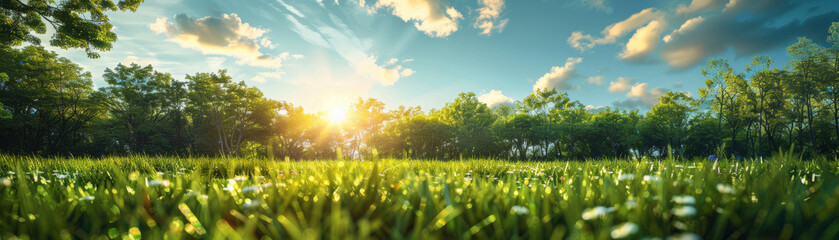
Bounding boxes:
1 7 838 159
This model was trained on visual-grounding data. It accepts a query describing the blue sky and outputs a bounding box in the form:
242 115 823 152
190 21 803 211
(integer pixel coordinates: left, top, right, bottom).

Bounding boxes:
43 0 839 112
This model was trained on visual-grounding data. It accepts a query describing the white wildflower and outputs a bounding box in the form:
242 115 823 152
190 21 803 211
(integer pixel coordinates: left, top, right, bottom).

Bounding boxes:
611 222 640 239
241 185 261 193
716 184 736 194
672 206 697 217
618 174 635 181
185 191 199 197
511 205 529 215
243 199 260 208
0 177 10 187
582 206 614 220
643 175 661 182
667 233 702 240
672 195 696 205
79 196 95 201
148 180 170 187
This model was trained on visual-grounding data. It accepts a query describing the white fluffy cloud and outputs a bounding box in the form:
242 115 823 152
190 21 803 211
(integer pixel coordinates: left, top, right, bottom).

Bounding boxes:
150 13 293 69
587 75 604 85
366 0 463 37
533 57 582 92
613 83 668 108
568 0 839 69
608 77 634 93
585 105 606 113
357 56 414 86
619 20 666 61
676 0 726 15
478 90 514 108
567 8 664 51
663 17 704 43
660 9 838 69
474 0 509 35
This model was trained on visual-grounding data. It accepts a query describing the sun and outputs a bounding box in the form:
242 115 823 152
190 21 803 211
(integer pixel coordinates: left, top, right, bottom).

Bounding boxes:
327 106 348 124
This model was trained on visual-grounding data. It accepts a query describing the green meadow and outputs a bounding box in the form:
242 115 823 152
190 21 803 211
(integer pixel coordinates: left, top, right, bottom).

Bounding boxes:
1 153 837 239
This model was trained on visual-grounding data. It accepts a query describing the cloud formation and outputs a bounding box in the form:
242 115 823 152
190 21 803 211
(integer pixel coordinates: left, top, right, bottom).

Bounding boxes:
585 105 606 113
365 0 463 37
567 0 839 69
587 75 604 85
612 83 668 108
478 90 514 108
662 16 704 43
150 13 292 69
619 20 666 61
660 10 838 68
608 77 634 93
676 0 725 15
474 0 509 35
357 56 414 86
567 8 664 51
533 57 582 92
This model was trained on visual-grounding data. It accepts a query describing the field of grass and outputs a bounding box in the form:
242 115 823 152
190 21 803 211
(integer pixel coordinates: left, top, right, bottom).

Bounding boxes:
0 153 838 239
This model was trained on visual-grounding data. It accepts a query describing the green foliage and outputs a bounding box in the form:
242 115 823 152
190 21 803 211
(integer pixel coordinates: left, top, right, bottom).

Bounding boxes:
100 63 184 155
0 0 144 58
0 154 837 239
438 92 499 158
0 46 106 155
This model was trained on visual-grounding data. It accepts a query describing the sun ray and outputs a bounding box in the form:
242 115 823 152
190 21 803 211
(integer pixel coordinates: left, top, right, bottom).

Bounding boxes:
328 106 348 124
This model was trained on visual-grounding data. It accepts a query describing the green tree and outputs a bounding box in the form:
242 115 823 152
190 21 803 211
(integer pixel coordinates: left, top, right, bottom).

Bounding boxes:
591 109 635 158
555 102 590 159
786 37 828 153
0 73 10 119
644 92 696 158
0 0 143 58
825 22 839 149
376 105 422 158
403 114 454 159
684 113 721 158
186 70 272 157
744 56 786 156
347 98 390 159
273 102 314 160
0 46 106 155
438 92 498 158
100 63 184 154
495 113 536 159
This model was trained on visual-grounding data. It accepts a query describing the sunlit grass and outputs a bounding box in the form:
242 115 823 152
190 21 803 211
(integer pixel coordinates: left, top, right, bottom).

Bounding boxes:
0 154 837 239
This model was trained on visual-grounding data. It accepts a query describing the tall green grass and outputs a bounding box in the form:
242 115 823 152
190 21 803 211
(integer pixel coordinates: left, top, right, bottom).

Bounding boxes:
0 153 837 239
